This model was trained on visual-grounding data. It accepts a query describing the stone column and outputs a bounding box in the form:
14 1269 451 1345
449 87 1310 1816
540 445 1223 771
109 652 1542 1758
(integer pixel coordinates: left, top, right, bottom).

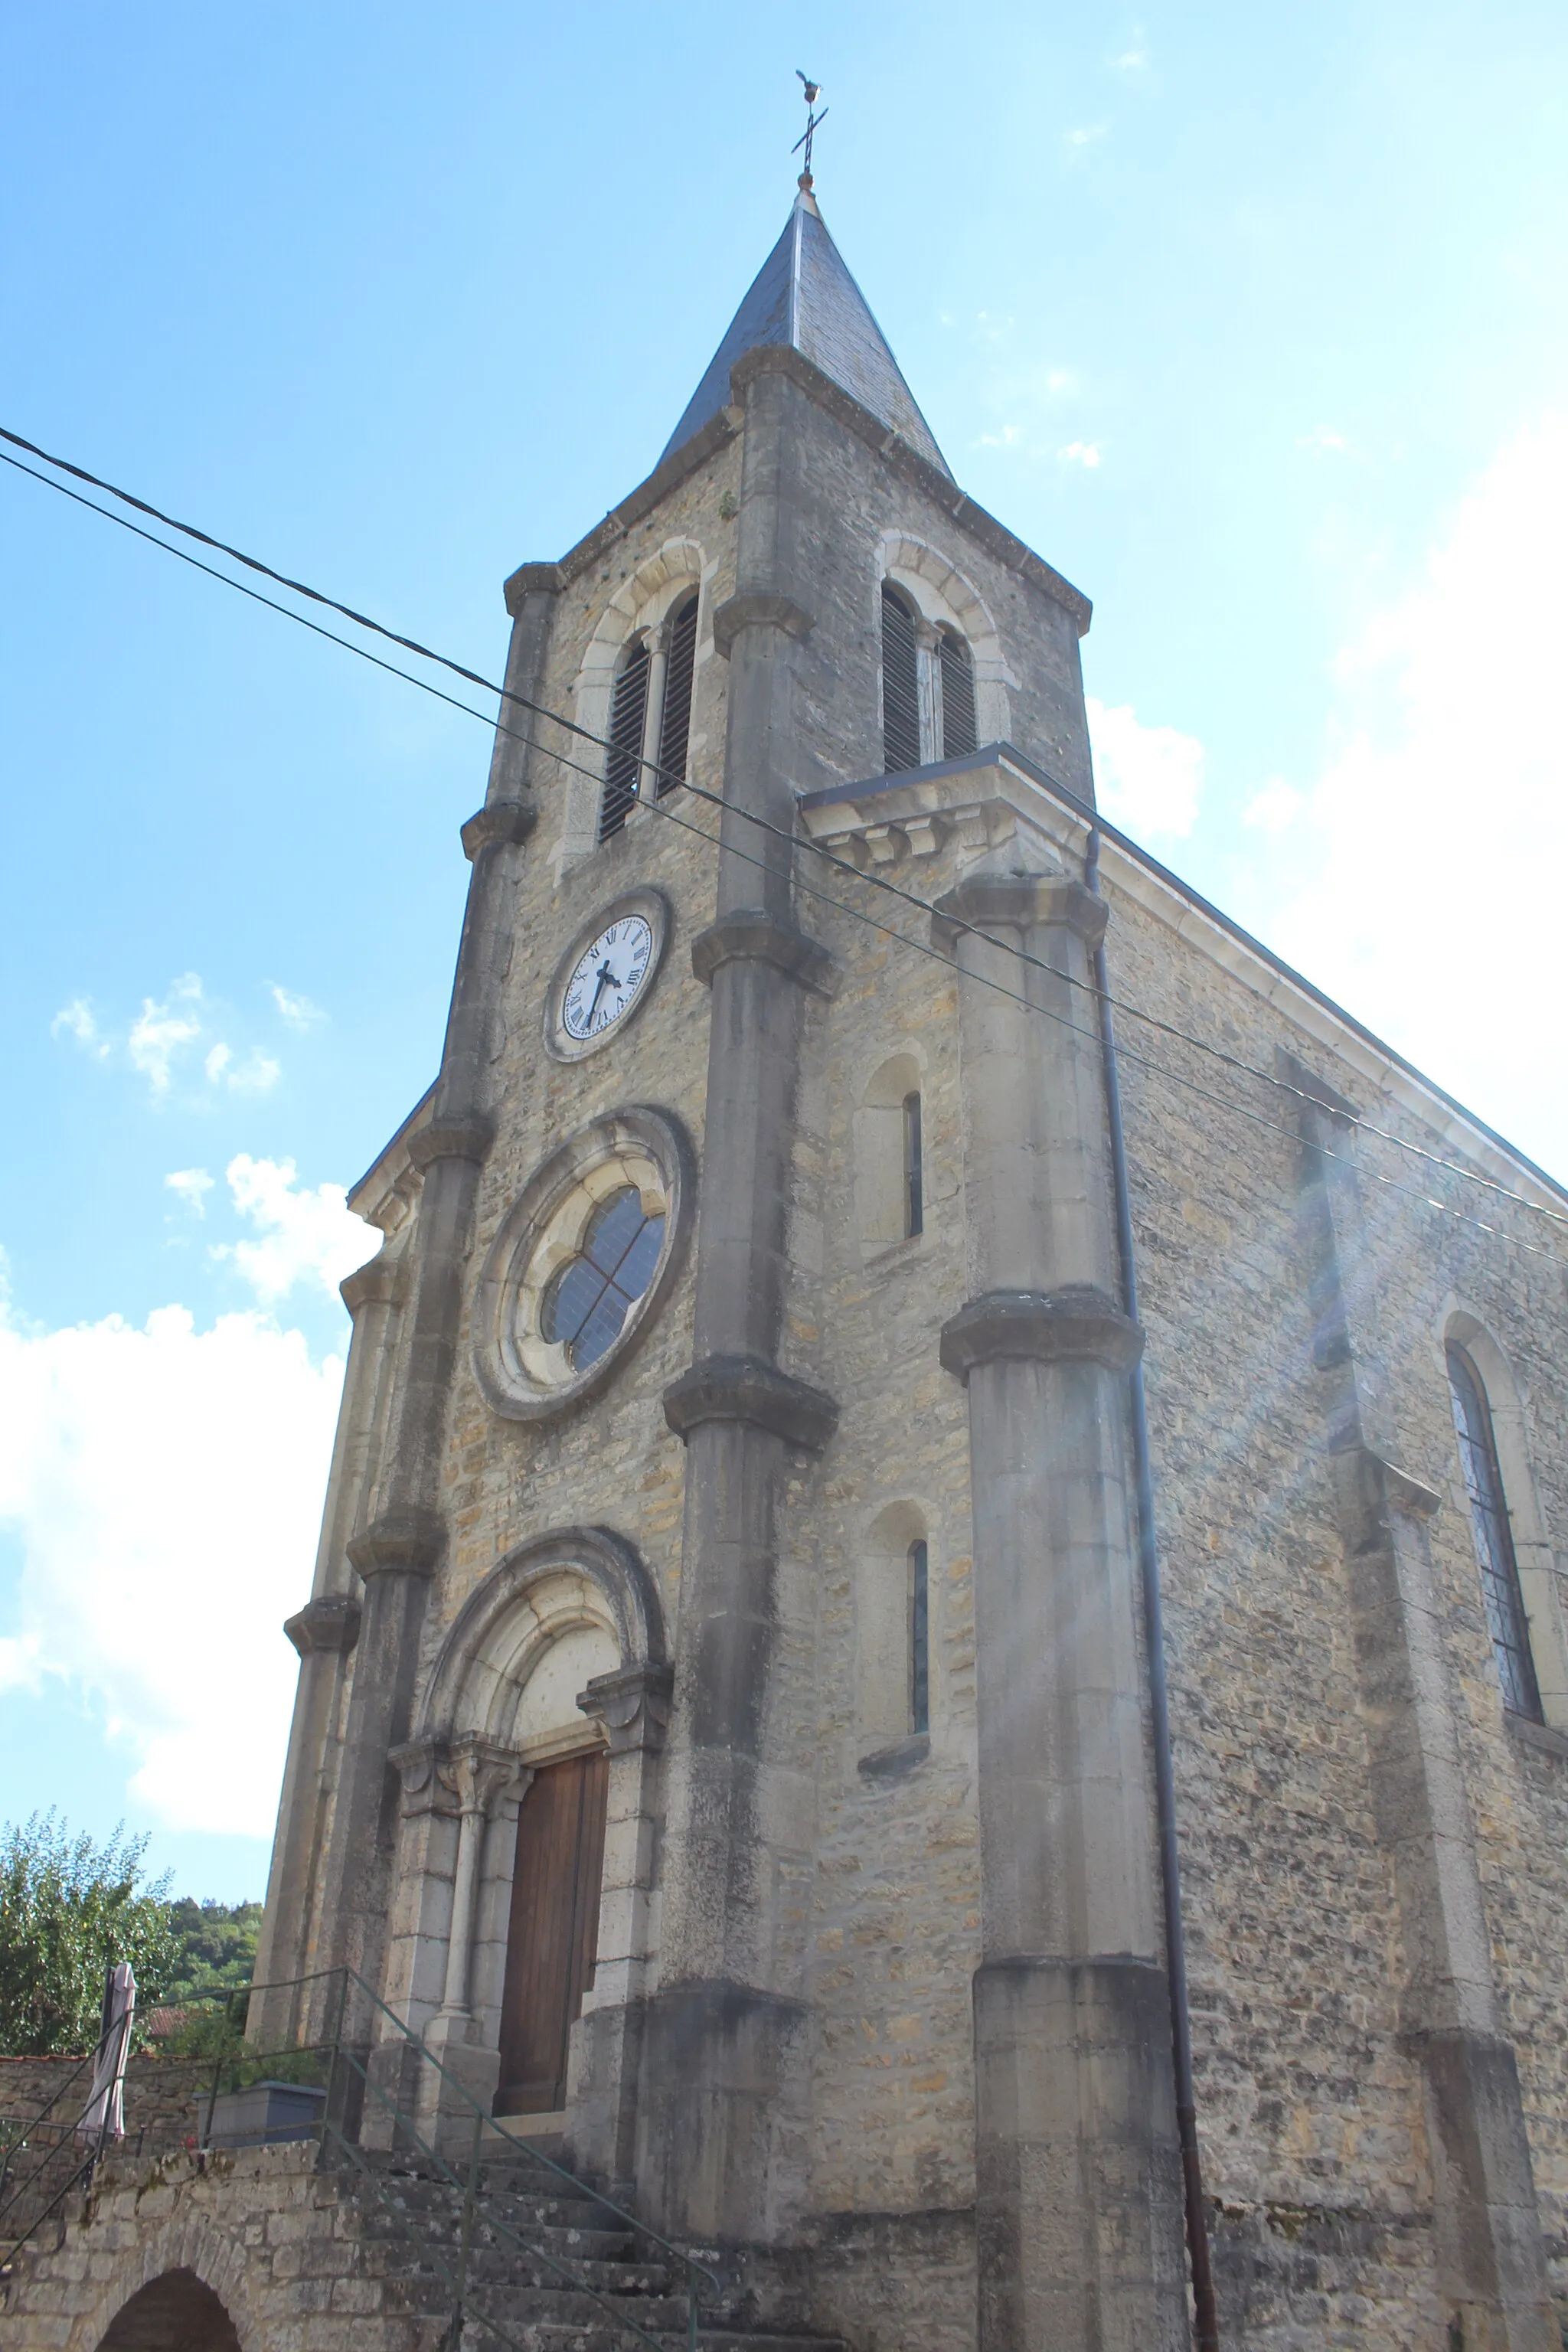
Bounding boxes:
636 362 838 2243
1289 1055 1555 2352
568 1662 674 2194
936 860 1187 2352
250 1251 404 2046
309 580 552 2069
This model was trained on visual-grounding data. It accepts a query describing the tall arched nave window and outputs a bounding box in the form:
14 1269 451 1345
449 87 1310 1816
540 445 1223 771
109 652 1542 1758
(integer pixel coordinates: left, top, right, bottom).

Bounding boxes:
1446 1339 1543 1722
599 590 700 843
880 582 978 775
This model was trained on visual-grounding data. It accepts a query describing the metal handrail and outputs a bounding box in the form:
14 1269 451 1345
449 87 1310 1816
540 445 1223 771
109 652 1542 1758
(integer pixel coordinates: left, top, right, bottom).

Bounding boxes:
335 2047 681 2352
1 1962 718 2350
328 1962 716 2351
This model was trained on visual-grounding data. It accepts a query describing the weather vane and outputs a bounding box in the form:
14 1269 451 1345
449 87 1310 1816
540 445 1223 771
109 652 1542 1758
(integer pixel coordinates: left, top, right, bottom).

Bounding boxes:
792 70 828 188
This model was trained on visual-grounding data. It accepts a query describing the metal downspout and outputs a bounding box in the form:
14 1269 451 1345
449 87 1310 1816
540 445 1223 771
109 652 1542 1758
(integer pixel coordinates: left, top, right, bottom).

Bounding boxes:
1084 825 1220 2351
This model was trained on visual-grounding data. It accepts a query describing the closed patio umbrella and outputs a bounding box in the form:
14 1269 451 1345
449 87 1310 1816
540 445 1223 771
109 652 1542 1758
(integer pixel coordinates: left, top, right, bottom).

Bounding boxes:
77 1962 136 2147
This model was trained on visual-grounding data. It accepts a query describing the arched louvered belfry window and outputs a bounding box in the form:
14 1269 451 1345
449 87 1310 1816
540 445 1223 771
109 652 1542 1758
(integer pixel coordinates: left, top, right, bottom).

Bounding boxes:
881 583 921 775
1446 1341 1542 1720
655 593 699 796
599 635 651 842
938 627 978 760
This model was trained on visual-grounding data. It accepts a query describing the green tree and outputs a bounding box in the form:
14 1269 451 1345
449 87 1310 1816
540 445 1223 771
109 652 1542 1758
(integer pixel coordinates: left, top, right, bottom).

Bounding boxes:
0 1812 178 2056
162 1899 264 2001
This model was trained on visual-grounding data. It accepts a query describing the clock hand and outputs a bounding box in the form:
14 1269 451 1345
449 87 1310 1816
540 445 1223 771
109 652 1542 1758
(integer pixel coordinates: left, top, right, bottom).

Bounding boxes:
586 959 619 1027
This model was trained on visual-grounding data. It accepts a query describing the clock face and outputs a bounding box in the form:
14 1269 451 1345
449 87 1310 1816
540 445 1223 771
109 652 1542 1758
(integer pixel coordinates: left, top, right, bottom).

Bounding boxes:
560 916 655 1043
544 890 670 1063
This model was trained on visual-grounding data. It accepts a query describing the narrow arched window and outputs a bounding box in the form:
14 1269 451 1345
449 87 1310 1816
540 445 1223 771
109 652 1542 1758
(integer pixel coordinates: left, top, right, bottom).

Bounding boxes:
902 1091 923 1239
938 628 977 760
1446 1342 1542 1720
599 636 650 841
881 583 921 774
655 593 699 796
908 1539 929 1733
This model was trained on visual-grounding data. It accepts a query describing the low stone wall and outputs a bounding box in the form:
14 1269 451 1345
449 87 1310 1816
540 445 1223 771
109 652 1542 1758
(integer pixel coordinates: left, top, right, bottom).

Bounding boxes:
0 2056 214 2159
0 2143 443 2352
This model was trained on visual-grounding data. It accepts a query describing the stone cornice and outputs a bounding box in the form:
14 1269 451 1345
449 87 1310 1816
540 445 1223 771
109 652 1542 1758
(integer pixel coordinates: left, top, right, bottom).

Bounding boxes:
933 872 1107 952
407 1116 494 1173
283 1593 361 1658
340 1253 407 1315
690 911 838 997
711 591 814 656
578 1662 676 1756
663 1354 839 1454
940 1286 1143 1381
460 799 537 860
347 1508 446 1582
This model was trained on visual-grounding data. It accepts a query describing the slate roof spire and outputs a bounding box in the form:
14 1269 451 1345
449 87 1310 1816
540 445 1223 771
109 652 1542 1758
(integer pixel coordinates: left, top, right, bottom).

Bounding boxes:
659 188 952 480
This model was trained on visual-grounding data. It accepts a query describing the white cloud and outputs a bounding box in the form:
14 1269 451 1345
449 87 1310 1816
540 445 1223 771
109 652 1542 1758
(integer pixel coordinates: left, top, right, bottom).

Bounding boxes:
1057 440 1102 469
1067 124 1108 148
128 974 205 1093
0 1289 345 1834
217 1155 376 1304
1112 46 1148 68
52 971 285 1099
1297 426 1350 455
52 998 108 1057
270 985 325 1032
978 424 1024 450
1249 413 1568 1177
165 1168 215 1218
1089 697 1205 841
1243 779 1303 834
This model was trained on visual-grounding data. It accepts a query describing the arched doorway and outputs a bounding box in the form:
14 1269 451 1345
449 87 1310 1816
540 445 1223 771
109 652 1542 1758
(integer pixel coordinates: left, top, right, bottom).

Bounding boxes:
96 2269 241 2352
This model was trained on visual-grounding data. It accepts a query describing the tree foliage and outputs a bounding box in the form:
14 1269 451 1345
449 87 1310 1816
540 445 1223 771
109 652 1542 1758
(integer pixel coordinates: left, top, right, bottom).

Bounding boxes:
0 1812 178 2056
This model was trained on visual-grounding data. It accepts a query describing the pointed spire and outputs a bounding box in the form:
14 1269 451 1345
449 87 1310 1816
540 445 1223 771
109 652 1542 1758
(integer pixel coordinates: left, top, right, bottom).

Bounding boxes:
658 192 953 480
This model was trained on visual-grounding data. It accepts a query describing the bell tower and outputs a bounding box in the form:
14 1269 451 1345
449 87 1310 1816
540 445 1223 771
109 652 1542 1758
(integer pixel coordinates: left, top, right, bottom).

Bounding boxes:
254 162 1189 2352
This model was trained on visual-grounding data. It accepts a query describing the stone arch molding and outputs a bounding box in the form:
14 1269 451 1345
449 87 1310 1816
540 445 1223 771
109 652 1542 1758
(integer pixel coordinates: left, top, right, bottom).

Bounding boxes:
1438 1296 1568 1732
879 530 1014 743
67 2206 267 2352
417 1524 666 1744
557 537 714 871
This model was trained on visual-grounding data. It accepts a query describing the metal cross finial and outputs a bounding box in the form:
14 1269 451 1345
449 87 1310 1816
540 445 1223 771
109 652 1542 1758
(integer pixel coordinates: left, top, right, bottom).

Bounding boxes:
792 70 828 188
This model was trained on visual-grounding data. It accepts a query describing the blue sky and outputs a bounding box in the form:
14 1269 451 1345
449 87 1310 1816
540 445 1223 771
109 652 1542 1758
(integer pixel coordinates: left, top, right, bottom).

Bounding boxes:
3 0 1566 1900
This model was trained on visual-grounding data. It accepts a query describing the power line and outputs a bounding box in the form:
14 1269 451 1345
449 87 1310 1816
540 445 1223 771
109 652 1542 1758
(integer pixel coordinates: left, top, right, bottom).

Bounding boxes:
5 423 1565 1259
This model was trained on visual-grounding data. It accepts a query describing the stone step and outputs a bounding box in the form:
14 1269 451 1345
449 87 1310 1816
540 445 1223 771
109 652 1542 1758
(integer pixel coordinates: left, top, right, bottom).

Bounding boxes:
371 2183 634 2250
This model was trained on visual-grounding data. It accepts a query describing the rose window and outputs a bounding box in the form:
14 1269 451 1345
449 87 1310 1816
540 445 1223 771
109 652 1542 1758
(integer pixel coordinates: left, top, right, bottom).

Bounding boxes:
541 1187 666 1372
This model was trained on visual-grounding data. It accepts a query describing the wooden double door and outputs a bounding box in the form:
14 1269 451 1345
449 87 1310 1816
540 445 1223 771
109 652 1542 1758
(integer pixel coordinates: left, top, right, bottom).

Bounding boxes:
495 1749 609 2116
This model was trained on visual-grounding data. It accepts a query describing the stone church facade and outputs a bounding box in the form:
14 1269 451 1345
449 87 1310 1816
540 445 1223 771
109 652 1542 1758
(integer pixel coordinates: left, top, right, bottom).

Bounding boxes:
11 187 1568 2352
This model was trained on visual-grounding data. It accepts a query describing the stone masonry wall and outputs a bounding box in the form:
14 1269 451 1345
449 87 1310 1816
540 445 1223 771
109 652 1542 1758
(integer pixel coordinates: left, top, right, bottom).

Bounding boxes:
0 2144 440 2352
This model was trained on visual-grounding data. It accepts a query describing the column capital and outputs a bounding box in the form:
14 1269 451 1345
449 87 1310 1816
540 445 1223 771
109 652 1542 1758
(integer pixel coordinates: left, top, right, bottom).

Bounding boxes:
388 1736 448 1814
690 911 838 996
933 872 1106 952
284 1592 361 1658
461 799 537 861
348 1508 446 1581
340 1252 407 1315
663 1353 839 1454
578 1661 675 1756
940 1285 1142 1381
407 1116 494 1172
439 1733 529 1817
711 591 814 657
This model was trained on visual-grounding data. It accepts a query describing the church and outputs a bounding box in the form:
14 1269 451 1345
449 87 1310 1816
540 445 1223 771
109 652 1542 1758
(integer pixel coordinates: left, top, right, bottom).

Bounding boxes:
11 168 1568 2352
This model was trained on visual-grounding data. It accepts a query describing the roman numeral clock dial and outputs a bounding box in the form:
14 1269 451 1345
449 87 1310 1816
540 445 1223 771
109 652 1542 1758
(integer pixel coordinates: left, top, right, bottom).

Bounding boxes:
544 891 669 1063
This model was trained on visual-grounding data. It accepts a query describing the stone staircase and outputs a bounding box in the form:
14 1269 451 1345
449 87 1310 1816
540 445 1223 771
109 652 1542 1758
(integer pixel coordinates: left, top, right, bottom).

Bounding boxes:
348 2151 845 2352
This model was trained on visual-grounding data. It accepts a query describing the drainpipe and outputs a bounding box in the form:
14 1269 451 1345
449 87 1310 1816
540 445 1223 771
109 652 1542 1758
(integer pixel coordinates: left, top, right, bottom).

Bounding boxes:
1084 825 1220 2352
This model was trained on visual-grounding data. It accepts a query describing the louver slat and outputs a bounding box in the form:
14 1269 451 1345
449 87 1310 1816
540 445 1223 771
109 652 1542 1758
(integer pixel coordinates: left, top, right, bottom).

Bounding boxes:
599 639 650 841
881 585 922 774
656 593 699 795
939 630 978 760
